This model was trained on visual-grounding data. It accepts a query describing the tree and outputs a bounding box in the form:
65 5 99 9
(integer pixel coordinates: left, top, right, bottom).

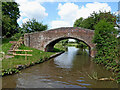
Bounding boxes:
80 17 95 30
2 1 20 37
73 17 83 27
61 39 68 46
0 1 2 28
21 18 47 33
93 20 118 63
74 11 117 30
118 37 120 57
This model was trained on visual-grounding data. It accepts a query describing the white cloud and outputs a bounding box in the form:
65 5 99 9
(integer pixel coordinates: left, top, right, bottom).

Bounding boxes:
16 0 48 25
17 17 29 26
17 16 23 24
50 2 111 29
58 3 79 23
20 0 119 2
78 2 111 18
51 21 71 29
22 18 29 23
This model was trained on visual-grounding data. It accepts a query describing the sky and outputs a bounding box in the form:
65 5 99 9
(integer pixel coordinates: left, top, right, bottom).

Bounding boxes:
15 0 119 30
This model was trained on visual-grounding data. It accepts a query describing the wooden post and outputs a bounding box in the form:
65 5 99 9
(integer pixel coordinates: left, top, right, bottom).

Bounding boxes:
13 51 15 55
10 49 32 62
25 51 27 60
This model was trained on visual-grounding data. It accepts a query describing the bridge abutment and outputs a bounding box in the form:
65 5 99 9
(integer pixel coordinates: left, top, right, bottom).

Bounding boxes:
89 47 96 57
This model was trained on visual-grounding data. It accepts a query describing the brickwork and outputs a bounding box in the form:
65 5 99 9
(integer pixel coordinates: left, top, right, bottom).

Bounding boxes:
24 27 96 57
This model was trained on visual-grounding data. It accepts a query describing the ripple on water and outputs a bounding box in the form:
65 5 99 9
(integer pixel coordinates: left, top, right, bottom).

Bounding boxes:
2 47 119 88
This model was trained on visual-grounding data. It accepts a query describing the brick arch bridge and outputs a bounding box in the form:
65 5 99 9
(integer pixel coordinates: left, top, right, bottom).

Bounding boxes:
24 27 96 57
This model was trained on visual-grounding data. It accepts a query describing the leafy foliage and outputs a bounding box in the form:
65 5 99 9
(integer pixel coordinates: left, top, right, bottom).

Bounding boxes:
11 32 23 40
92 20 120 83
21 18 48 33
2 1 20 37
118 37 120 60
93 20 118 67
61 39 69 46
0 1 2 27
76 42 88 49
74 11 117 30
73 17 83 27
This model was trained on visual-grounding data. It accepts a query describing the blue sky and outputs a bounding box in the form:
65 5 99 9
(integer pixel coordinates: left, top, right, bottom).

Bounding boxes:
16 0 119 29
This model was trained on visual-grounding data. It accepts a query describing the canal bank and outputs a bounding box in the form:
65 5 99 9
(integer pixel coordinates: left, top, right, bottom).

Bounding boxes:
2 47 119 88
1 38 65 77
2 51 64 77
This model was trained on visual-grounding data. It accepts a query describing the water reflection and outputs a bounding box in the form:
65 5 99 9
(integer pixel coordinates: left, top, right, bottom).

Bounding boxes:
2 47 119 88
54 47 79 68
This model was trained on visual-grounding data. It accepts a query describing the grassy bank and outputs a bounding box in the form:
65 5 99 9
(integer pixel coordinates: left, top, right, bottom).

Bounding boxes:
2 45 55 70
1 38 64 76
1 38 16 54
54 43 65 51
67 43 78 47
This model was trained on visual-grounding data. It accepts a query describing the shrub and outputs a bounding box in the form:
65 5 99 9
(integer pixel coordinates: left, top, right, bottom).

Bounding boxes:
93 20 118 63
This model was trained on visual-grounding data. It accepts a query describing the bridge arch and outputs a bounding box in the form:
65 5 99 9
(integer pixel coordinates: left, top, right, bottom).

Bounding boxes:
44 36 91 52
24 27 96 57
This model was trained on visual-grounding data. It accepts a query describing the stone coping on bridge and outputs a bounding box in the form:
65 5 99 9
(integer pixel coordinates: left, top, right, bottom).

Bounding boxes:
24 27 94 35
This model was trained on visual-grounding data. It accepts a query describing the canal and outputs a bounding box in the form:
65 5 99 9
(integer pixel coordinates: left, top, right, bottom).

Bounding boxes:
2 47 120 88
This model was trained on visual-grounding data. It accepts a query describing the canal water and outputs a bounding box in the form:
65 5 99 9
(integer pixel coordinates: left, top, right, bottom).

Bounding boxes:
2 47 120 88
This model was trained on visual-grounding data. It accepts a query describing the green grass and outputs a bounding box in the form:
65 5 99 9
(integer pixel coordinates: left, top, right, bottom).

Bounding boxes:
0 38 16 54
1 43 12 54
67 43 78 47
2 44 55 70
2 38 16 44
1 38 56 70
53 48 64 52
54 43 65 51
1 38 65 76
